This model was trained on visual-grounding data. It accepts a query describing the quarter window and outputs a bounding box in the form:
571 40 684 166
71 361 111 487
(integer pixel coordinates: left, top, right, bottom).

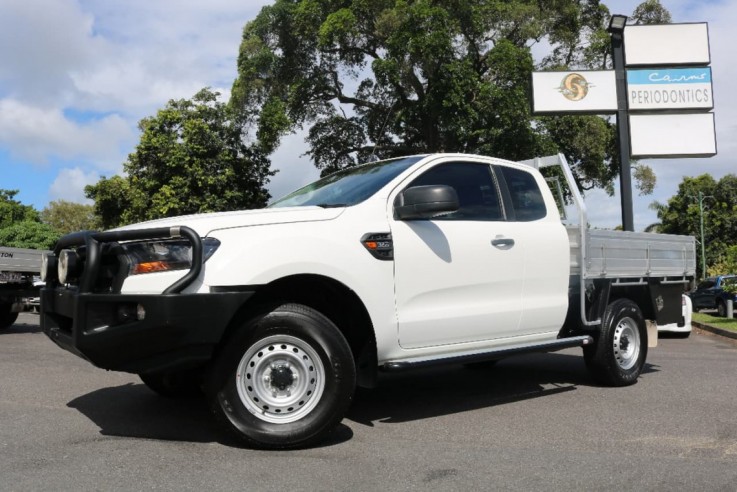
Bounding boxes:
500 166 547 221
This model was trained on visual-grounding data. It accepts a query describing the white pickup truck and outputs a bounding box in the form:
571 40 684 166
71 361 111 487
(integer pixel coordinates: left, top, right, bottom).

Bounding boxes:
1 246 44 329
40 153 696 449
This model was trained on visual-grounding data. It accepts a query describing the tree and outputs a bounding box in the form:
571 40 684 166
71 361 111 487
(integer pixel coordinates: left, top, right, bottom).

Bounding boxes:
231 0 659 195
41 200 99 235
0 221 59 250
86 88 275 228
654 174 737 278
0 189 39 229
84 175 132 231
0 190 60 249
631 0 672 25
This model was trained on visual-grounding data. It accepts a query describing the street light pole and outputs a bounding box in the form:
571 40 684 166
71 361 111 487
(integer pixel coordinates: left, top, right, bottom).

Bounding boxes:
693 191 714 278
608 15 634 232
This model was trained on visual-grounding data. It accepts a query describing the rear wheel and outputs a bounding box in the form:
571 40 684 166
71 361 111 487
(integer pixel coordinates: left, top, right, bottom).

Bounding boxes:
0 304 18 330
206 303 355 449
584 299 647 386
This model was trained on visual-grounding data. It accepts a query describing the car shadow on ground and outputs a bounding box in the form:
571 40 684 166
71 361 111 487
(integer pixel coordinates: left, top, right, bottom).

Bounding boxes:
66 382 353 449
66 351 658 448
347 352 659 427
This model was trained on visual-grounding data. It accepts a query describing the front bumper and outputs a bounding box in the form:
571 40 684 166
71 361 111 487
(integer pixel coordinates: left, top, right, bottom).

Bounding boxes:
41 225 253 374
41 287 252 374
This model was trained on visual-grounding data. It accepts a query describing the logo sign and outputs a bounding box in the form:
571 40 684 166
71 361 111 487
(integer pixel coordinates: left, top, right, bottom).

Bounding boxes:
627 67 713 111
624 23 710 67
531 70 616 114
629 113 716 158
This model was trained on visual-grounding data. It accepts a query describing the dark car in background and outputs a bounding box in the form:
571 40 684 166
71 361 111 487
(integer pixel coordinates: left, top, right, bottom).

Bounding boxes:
689 274 736 316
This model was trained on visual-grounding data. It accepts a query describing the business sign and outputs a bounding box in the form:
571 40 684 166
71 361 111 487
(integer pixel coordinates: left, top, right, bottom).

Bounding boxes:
531 71 616 114
624 23 710 66
629 113 716 158
627 67 713 111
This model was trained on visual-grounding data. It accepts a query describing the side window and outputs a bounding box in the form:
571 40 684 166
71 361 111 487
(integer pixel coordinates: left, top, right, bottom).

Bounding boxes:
407 162 503 221
698 280 715 290
500 166 547 221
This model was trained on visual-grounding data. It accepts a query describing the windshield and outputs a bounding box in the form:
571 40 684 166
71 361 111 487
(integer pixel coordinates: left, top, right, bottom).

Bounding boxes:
269 156 425 208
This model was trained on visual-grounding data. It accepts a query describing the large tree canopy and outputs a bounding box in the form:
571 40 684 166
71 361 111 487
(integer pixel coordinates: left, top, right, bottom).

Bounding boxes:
232 0 662 194
86 88 274 229
652 174 737 278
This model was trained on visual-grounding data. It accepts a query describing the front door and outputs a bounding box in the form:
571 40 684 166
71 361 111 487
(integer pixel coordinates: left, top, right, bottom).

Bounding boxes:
390 160 525 349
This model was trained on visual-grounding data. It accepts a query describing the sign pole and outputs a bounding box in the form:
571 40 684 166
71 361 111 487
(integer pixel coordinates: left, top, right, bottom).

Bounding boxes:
609 21 634 232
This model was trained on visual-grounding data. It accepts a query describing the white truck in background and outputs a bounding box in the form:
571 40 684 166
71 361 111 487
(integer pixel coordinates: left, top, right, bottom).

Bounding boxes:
0 246 45 329
39 153 696 449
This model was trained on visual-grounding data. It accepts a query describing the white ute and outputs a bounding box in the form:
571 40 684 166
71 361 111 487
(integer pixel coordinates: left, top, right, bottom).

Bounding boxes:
40 153 696 449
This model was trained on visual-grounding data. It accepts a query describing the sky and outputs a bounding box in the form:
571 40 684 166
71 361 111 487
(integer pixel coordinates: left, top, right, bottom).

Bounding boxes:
0 0 734 231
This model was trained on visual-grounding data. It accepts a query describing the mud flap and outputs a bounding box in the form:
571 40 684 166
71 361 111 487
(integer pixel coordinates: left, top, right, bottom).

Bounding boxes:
646 320 658 348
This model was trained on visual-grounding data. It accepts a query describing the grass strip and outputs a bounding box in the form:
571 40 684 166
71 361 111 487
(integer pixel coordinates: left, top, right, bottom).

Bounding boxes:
693 312 737 332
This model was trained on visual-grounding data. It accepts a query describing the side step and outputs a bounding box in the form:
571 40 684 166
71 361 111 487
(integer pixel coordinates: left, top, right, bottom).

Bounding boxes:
380 335 594 372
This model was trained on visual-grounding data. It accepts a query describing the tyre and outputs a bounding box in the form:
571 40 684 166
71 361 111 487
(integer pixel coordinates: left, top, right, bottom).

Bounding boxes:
584 298 647 387
140 369 203 398
717 300 727 317
0 304 18 330
206 303 355 449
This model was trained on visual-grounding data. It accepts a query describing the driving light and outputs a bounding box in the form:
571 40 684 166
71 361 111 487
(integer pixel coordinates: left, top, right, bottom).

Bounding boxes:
41 253 58 282
58 249 80 284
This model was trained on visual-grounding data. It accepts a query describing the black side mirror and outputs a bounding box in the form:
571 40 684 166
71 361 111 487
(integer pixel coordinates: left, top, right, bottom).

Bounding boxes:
394 185 459 220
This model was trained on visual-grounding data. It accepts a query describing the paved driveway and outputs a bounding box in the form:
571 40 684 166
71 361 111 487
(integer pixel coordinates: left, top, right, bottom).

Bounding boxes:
2 313 736 490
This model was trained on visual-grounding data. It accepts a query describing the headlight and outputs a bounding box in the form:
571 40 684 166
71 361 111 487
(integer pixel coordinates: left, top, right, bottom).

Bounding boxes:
121 237 220 275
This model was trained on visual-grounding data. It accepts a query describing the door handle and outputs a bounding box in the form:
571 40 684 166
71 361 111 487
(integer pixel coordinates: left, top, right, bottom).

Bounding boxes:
491 238 515 247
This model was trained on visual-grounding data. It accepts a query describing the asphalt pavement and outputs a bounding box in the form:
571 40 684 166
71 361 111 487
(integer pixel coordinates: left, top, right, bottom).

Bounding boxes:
2 313 736 491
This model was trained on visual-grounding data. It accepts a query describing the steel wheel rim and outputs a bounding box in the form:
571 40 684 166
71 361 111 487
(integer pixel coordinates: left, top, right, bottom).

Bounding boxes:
236 334 325 424
613 317 640 370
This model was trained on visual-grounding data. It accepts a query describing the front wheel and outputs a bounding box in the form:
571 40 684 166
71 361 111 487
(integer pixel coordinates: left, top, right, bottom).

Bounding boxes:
584 299 647 386
206 303 355 449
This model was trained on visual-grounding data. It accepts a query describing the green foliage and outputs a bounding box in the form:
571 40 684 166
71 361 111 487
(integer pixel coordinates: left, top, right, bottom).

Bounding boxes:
631 0 672 25
654 174 737 278
0 220 60 250
231 0 661 194
41 200 99 235
85 88 275 228
85 175 131 230
708 246 737 279
0 190 60 249
0 190 39 229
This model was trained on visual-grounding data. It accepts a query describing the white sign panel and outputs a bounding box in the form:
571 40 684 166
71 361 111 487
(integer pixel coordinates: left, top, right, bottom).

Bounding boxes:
627 67 713 111
531 71 617 114
624 23 710 66
629 113 716 158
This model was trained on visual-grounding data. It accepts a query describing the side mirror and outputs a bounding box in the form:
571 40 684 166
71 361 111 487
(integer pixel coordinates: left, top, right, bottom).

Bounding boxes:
394 185 459 220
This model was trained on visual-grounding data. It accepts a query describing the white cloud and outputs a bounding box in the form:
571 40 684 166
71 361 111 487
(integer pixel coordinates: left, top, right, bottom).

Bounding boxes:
0 99 132 170
48 167 100 204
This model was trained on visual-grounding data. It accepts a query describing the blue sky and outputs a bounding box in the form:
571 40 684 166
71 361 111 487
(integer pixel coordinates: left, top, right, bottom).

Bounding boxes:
0 0 734 231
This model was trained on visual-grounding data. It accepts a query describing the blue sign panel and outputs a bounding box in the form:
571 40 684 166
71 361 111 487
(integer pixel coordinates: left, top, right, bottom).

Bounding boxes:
626 67 713 111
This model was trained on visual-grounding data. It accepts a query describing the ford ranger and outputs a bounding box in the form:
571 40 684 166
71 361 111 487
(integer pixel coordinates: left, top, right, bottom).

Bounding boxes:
39 153 696 449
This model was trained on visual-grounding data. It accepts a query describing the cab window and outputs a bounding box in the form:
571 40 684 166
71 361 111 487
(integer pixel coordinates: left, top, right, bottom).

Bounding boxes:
407 162 503 221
